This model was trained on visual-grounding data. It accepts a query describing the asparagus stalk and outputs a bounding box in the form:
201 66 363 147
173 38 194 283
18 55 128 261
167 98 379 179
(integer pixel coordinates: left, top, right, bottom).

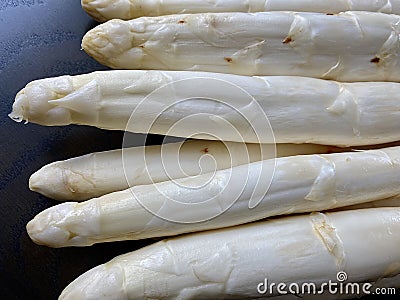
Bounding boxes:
59 207 400 299
9 71 400 146
82 0 400 21
81 12 400 81
29 140 341 201
336 195 400 211
26 146 400 247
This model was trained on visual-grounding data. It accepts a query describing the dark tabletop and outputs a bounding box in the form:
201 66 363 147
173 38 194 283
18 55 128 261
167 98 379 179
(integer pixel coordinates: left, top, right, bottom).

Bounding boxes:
0 1 158 299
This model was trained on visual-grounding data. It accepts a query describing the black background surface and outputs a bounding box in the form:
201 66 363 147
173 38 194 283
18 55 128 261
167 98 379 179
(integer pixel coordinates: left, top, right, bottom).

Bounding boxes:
0 1 157 298
0 1 394 299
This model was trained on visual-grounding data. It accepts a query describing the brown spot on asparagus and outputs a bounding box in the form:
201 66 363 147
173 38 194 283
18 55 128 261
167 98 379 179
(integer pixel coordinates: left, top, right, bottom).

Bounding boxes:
370 57 380 63
201 148 209 153
178 20 186 24
326 13 334 16
224 57 232 63
282 37 292 44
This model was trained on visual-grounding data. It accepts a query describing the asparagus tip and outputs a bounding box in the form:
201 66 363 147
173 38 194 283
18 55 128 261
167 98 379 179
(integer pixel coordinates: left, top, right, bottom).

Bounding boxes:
9 92 28 123
26 203 77 247
59 263 128 300
29 163 78 201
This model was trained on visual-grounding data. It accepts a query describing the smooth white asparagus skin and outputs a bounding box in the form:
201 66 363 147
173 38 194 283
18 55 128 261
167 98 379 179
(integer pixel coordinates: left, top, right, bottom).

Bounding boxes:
82 0 400 21
81 12 400 82
59 207 400 299
9 70 400 146
26 146 400 247
29 141 342 201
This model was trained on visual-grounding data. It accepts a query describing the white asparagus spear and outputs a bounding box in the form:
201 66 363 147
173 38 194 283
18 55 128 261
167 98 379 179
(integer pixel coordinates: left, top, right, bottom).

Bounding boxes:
29 140 341 201
26 146 400 247
81 12 400 82
59 207 400 299
82 0 400 21
9 70 400 146
29 141 400 202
